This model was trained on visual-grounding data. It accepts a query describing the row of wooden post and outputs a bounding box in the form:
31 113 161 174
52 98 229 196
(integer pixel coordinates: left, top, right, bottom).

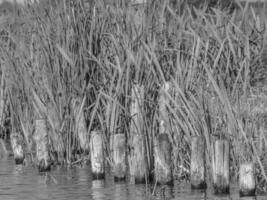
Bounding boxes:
90 134 256 197
89 131 172 184
193 137 256 197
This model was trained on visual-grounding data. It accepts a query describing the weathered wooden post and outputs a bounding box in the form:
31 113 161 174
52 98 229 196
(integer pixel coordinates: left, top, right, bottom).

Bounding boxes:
128 84 148 184
0 68 5 134
90 130 104 179
72 97 89 153
34 119 51 172
131 0 147 30
190 136 206 189
10 132 24 164
213 140 230 194
129 134 147 183
132 0 147 3
239 162 256 197
154 82 172 185
0 138 8 158
154 133 172 184
158 82 171 133
111 134 126 181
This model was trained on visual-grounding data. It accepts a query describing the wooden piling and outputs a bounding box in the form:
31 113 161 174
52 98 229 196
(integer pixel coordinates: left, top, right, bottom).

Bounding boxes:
130 84 144 137
128 134 147 183
158 82 171 135
153 82 173 184
239 163 256 197
154 133 172 185
131 0 147 4
34 119 51 172
0 138 8 158
10 132 24 164
190 136 206 189
131 0 147 29
128 84 148 183
90 130 104 179
213 140 230 194
111 134 126 181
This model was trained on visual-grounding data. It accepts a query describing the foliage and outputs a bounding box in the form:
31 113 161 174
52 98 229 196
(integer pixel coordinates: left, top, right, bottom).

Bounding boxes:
0 0 266 189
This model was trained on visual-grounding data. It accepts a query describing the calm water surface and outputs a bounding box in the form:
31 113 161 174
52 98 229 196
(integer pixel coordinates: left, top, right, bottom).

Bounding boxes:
0 157 266 200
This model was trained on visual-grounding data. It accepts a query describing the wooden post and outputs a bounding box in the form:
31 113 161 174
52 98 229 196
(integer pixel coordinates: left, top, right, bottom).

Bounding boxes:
0 68 5 133
154 82 172 185
190 136 206 189
34 119 51 172
128 84 148 183
213 140 230 194
111 134 126 181
129 134 147 183
154 133 172 185
72 97 89 153
10 132 24 164
130 84 144 137
131 0 147 30
90 130 104 179
0 138 9 158
239 163 256 197
131 0 147 4
158 82 171 135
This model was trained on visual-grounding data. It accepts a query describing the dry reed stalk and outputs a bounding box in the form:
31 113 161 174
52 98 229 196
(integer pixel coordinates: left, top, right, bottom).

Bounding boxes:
72 97 89 153
46 103 64 163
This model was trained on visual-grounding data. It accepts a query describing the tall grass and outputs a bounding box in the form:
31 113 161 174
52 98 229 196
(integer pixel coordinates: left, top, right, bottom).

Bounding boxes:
0 0 266 189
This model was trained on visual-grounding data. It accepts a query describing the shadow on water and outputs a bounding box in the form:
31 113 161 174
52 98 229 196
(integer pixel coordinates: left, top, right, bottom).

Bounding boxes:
0 158 265 200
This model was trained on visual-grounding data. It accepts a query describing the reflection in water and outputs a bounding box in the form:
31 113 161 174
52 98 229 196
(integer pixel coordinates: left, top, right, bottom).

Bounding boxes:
211 195 232 200
0 157 265 200
189 189 207 200
92 180 105 200
152 185 175 200
114 184 123 200
240 197 257 200
92 180 105 189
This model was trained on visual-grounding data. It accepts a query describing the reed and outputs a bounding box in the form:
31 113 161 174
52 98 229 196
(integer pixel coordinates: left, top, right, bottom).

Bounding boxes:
0 0 266 189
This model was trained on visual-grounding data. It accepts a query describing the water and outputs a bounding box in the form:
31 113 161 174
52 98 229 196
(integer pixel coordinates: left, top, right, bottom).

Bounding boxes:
0 157 265 200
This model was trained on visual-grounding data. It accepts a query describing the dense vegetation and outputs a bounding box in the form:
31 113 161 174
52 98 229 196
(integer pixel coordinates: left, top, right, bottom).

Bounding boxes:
0 0 266 190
